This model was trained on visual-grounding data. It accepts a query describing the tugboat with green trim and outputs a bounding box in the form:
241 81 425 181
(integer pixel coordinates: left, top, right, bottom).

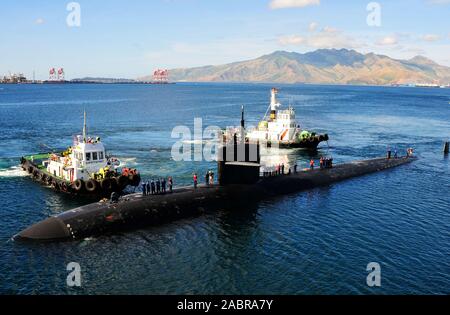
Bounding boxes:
246 88 329 149
20 111 140 197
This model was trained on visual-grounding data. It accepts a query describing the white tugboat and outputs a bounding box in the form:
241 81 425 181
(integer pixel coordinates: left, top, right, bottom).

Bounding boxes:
246 88 328 149
21 111 140 197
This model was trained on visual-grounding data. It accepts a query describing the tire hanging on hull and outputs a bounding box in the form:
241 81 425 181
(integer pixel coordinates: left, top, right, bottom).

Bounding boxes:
85 179 98 193
73 179 84 192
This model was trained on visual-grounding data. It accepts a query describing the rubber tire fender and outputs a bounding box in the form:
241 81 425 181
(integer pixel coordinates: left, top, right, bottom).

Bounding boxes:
73 179 84 192
85 179 98 192
60 181 68 192
35 172 43 182
51 179 60 191
33 169 40 179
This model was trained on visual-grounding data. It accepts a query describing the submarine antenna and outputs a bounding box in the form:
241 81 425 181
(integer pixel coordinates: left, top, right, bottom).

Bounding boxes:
241 105 245 129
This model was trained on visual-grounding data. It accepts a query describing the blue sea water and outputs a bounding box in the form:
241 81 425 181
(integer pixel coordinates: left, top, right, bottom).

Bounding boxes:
0 83 449 294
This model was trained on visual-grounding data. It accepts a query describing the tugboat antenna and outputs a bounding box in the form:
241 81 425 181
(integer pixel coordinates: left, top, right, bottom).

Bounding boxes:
241 105 245 129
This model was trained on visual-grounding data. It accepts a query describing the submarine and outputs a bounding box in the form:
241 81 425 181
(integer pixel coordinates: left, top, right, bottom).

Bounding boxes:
15 108 416 242
15 143 415 241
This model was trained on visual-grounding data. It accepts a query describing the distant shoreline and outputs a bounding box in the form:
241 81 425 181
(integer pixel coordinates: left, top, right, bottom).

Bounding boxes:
1 81 448 89
0 81 175 85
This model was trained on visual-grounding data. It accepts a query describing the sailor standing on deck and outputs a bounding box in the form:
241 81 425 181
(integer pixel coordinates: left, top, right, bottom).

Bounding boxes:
156 179 161 194
161 178 166 193
141 181 147 196
146 181 150 196
193 173 198 189
168 177 173 193
310 159 315 170
151 179 155 195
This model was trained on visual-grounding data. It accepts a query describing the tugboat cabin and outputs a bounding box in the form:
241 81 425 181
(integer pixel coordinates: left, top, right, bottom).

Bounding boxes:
249 88 298 142
46 135 108 182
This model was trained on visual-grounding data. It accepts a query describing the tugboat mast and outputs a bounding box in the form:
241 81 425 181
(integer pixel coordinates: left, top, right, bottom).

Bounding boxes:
269 88 280 121
270 88 280 111
82 110 87 143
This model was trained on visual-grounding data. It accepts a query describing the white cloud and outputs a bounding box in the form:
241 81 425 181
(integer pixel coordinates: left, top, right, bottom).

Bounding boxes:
322 26 338 33
376 36 398 46
421 34 440 42
279 35 305 45
308 22 318 32
270 0 320 9
278 28 361 49
307 31 360 49
35 18 45 25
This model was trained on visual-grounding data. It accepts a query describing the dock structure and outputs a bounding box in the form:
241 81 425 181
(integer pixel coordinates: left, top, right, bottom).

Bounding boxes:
16 155 415 242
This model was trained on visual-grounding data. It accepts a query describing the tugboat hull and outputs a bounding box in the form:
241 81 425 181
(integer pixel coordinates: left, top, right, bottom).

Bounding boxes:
270 134 329 150
20 157 140 198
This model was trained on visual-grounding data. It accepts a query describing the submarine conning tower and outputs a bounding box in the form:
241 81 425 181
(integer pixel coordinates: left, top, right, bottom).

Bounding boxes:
218 106 261 185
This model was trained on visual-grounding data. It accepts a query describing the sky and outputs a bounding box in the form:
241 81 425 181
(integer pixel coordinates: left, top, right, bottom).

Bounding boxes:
0 0 449 79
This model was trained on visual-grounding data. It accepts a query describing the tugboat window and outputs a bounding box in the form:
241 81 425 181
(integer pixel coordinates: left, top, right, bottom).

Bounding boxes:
86 152 91 161
99 152 104 160
93 152 98 160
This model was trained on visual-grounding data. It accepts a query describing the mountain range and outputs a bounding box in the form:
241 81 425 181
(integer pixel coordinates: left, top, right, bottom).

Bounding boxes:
139 49 450 85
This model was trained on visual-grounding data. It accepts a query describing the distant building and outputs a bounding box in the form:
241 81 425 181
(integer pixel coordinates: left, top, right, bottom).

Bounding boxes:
1 73 27 83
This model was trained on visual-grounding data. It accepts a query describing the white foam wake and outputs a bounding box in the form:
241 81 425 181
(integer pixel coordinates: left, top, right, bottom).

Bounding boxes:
0 165 27 178
119 157 139 167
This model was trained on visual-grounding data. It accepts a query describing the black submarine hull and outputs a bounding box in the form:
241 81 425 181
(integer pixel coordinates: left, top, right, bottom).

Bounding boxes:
16 156 414 242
